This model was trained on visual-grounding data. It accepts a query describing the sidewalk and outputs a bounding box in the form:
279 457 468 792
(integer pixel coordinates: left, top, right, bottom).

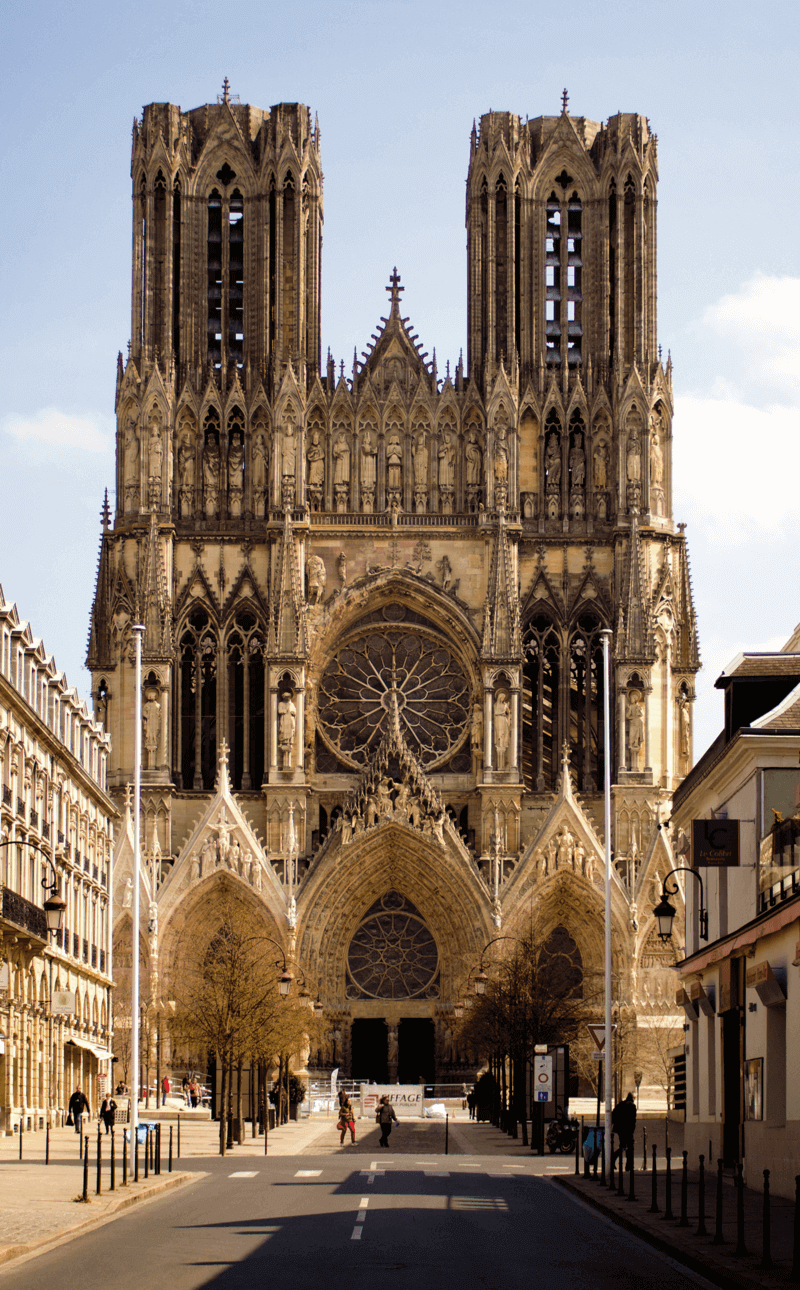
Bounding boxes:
0 1124 197 1268
555 1157 795 1290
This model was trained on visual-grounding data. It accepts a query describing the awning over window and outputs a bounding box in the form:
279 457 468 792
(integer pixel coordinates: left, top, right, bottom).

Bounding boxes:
65 1037 113 1061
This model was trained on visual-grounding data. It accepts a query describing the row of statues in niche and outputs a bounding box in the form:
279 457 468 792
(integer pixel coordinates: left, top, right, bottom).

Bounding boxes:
533 826 598 882
538 408 666 522
123 408 504 517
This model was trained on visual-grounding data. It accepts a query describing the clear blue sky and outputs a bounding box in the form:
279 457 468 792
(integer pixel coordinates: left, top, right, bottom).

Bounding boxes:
2 0 799 756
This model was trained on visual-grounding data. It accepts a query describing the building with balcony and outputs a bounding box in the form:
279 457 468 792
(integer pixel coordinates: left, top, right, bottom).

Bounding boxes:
0 585 115 1133
671 647 800 1198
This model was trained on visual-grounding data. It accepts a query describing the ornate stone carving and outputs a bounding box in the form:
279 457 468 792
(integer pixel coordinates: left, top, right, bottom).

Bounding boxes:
306 553 326 604
306 425 325 511
251 425 269 517
360 424 377 513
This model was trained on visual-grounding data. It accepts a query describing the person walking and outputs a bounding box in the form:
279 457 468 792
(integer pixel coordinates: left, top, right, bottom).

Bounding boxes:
611 1092 637 1170
337 1092 356 1145
376 1095 397 1148
100 1094 117 1134
68 1087 90 1136
162 1075 170 1106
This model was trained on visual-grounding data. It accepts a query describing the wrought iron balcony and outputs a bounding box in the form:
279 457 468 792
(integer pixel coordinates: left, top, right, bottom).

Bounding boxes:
2 887 47 941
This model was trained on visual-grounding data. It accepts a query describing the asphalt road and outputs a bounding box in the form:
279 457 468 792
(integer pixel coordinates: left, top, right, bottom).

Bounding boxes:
4 1152 715 1290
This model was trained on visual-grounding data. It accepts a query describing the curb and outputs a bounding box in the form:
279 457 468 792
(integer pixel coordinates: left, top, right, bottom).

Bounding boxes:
0 1171 199 1269
552 1176 787 1290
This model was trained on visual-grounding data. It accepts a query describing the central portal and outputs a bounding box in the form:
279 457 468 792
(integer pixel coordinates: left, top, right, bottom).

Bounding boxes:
350 1018 388 1084
398 1017 435 1084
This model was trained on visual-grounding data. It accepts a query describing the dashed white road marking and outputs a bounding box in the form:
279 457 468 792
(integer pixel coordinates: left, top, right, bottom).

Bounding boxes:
425 1171 450 1177
351 1227 362 1240
359 1197 370 1207
228 1171 259 1178
294 1169 322 1177
502 1164 525 1169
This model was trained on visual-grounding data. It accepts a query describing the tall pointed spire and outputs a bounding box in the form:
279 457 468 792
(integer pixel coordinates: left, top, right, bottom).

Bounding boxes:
482 508 522 657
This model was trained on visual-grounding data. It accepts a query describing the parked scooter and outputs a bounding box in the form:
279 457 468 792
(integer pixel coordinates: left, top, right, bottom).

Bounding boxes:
546 1112 578 1154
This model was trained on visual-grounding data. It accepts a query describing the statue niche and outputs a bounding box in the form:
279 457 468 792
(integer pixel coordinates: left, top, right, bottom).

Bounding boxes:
412 420 429 513
332 423 351 513
202 411 221 518
176 411 196 518
544 412 562 519
306 414 325 511
227 409 245 517
437 419 455 514
568 415 586 520
251 417 269 518
465 420 483 512
123 412 140 513
360 418 377 513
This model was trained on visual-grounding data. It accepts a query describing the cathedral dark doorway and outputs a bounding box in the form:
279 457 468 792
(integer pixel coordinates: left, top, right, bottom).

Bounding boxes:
350 1019 388 1083
398 1018 435 1085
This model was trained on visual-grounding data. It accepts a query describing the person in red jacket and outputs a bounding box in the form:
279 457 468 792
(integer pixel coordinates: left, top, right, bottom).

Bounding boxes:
162 1075 170 1106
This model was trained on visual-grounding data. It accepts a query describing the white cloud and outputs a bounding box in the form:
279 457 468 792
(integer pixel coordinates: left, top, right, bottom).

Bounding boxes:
673 394 800 544
3 406 112 453
688 273 800 405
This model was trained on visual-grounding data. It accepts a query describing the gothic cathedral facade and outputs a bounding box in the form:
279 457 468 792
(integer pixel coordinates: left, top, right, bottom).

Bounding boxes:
88 91 698 1088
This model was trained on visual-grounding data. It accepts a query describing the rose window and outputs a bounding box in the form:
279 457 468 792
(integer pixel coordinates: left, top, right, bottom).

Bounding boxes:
347 891 439 999
317 608 471 769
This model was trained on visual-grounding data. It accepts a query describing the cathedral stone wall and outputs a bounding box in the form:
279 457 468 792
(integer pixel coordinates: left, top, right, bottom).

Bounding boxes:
90 90 697 1095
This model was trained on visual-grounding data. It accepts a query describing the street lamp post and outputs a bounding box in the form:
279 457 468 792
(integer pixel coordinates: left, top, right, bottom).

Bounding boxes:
600 628 613 1183
652 867 708 943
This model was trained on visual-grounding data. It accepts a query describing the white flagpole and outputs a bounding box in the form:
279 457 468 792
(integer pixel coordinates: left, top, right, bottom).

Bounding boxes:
601 629 613 1180
131 624 145 1147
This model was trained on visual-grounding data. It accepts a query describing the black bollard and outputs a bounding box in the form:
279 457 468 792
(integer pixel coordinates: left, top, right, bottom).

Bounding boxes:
648 1144 659 1213
19 1118 23 1160
82 1141 89 1202
696 1154 707 1236
134 1131 139 1183
663 1146 674 1220
46 1124 50 1166
599 1130 606 1186
791 1175 800 1283
446 1113 449 1156
575 1122 580 1175
144 1128 149 1179
122 1129 128 1186
169 1125 173 1173
96 1130 102 1196
678 1150 689 1226
110 1131 115 1191
177 1113 181 1160
627 1144 636 1201
618 1142 625 1196
712 1158 724 1245
761 1169 772 1271
156 1123 161 1175
642 1123 647 1172
735 1163 747 1257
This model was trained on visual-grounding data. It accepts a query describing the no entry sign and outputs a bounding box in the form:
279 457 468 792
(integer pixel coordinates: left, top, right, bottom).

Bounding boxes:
534 1054 553 1102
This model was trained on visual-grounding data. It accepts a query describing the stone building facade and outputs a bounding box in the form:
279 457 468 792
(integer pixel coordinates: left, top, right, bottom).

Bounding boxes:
89 88 696 1090
0 586 114 1133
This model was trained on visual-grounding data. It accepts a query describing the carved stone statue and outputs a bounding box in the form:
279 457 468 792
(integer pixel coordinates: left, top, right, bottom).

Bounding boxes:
545 432 561 488
177 421 195 517
360 427 377 512
216 811 232 867
306 427 325 509
200 835 215 876
466 427 482 486
494 691 511 770
281 417 297 479
278 692 297 768
626 426 641 512
471 701 483 766
333 430 350 484
594 442 608 489
678 693 691 758
337 551 347 588
494 422 509 486
627 691 644 767
227 430 244 517
412 428 428 486
394 777 411 821
190 853 200 882
570 433 585 489
438 427 455 496
306 554 326 604
376 777 393 818
252 429 269 517
122 875 133 907
649 414 664 515
386 431 403 496
143 688 161 768
557 828 575 870
148 413 163 486
203 431 220 517
124 416 140 511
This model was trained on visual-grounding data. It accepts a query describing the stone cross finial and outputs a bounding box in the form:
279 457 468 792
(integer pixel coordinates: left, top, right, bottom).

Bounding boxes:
386 267 404 311
219 738 230 770
222 77 230 103
561 88 569 114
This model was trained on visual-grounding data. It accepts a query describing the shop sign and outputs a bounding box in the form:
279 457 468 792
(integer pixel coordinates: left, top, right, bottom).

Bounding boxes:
692 820 739 866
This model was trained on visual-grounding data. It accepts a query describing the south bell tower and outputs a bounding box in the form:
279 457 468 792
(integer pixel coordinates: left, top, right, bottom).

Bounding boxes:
89 91 696 1092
